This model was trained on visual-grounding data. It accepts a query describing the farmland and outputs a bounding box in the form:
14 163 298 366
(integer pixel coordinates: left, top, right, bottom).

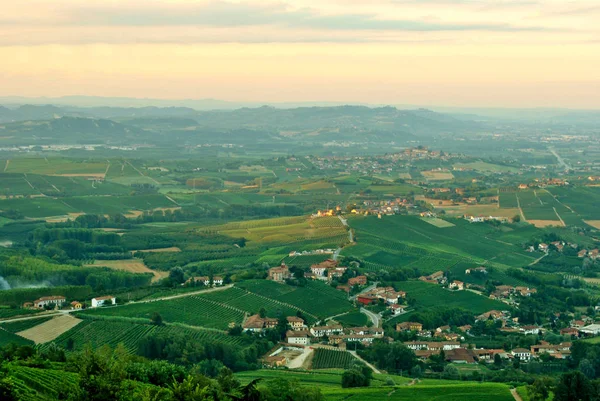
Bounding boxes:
17 314 82 344
311 349 356 369
79 293 246 330
391 280 506 314
85 259 168 282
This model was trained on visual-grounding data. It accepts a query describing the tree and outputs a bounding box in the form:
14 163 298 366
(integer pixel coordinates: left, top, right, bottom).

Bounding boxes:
512 215 521 223
554 371 594 401
341 369 368 388
494 353 503 367
259 308 267 319
580 359 596 379
527 377 553 401
442 364 459 380
151 312 163 326
169 266 185 285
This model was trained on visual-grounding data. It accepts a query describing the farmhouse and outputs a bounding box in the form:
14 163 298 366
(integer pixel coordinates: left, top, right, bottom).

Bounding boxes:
268 264 291 283
396 322 423 332
404 341 461 351
347 327 384 337
357 295 377 306
348 275 367 286
242 314 279 332
511 348 532 362
285 330 311 345
419 271 445 284
70 301 82 310
449 280 464 291
186 276 223 287
465 266 487 274
263 355 287 367
33 296 66 309
310 325 343 337
445 348 478 364
91 296 116 308
286 316 306 330
388 304 405 316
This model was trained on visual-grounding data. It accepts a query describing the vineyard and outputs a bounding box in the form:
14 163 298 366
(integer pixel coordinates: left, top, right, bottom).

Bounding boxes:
234 280 354 319
47 319 244 354
0 328 32 347
0 316 53 333
311 349 356 369
79 295 246 330
9 365 79 399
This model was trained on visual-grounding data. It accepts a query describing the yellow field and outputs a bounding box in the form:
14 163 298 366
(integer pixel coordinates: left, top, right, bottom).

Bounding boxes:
421 171 454 181
134 247 182 253
18 314 82 344
528 220 563 228
430 204 520 218
45 212 85 223
85 259 168 282
584 220 600 229
420 217 456 228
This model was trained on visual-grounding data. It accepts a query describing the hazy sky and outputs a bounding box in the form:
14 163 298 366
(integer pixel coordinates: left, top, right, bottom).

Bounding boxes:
2 0 600 108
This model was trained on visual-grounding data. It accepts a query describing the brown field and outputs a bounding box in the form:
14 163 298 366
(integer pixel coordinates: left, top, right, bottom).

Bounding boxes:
134 247 182 253
585 221 600 229
85 259 168 282
430 204 520 218
51 173 106 178
45 212 85 223
421 171 454 181
18 314 82 344
528 220 563 228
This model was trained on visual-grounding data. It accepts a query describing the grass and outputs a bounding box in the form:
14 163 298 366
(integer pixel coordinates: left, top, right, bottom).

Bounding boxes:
333 311 368 327
453 162 519 173
0 328 33 347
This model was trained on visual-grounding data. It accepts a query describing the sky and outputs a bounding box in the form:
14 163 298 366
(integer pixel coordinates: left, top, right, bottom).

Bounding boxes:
2 0 600 108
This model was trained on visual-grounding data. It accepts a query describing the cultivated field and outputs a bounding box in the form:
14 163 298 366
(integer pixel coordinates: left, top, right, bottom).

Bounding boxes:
85 259 167 282
421 171 454 181
18 314 82 344
311 349 356 370
420 217 455 228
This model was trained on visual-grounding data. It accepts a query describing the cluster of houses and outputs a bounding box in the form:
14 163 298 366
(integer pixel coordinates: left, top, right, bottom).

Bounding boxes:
528 241 579 254
288 249 334 258
242 313 386 348
24 295 116 310
185 276 224 286
397 319 573 363
418 271 465 291
578 249 600 259
489 285 537 303
464 215 509 223
267 260 353 284
357 286 407 315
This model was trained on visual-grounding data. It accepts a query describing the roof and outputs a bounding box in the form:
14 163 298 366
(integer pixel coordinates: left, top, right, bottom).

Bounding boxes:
93 295 115 301
286 316 304 323
34 296 66 302
286 330 310 338
512 348 531 353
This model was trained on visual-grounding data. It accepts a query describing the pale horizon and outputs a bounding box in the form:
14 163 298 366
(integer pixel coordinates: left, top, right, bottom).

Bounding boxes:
2 0 600 109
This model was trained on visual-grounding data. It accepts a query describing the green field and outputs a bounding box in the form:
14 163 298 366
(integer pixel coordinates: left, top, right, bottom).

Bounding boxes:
334 311 368 327
311 349 356 369
79 295 246 330
392 280 505 314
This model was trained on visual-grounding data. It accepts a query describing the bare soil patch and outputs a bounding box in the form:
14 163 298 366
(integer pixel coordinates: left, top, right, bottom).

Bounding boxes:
18 314 82 344
528 220 563 228
585 221 600 229
85 259 168 282
134 247 182 253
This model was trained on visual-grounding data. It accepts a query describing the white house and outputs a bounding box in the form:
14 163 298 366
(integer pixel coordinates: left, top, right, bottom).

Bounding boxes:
310 325 343 337
580 324 600 336
521 325 541 335
91 296 116 308
512 348 532 362
33 296 66 309
389 304 405 316
449 280 464 291
286 331 311 345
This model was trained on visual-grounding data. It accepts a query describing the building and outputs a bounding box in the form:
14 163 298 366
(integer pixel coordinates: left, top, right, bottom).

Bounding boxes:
268 264 291 282
521 325 541 335
187 276 223 287
310 325 343 337
347 327 384 337
357 295 377 306
70 301 82 310
512 348 532 362
348 276 367 286
263 355 287 367
33 296 66 309
286 316 306 330
404 341 461 351
91 296 116 308
449 280 464 291
242 314 279 332
465 266 487 275
396 322 423 332
286 330 311 345
389 304 405 316
580 324 600 336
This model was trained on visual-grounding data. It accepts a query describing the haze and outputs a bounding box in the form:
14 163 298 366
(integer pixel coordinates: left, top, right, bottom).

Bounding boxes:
2 0 600 108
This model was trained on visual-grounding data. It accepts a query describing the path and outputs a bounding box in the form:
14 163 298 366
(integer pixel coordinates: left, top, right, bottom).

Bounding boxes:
333 215 354 261
360 307 380 328
287 347 314 369
515 193 527 222
348 350 381 374
126 160 161 185
528 254 547 266
510 388 523 401
3 159 9 172
553 207 566 227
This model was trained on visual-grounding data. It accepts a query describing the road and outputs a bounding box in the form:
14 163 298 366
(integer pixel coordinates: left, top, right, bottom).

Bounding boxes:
510 388 523 401
350 282 378 301
549 148 571 172
349 350 381 374
333 215 353 261
0 284 234 324
287 347 314 369
360 307 381 328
